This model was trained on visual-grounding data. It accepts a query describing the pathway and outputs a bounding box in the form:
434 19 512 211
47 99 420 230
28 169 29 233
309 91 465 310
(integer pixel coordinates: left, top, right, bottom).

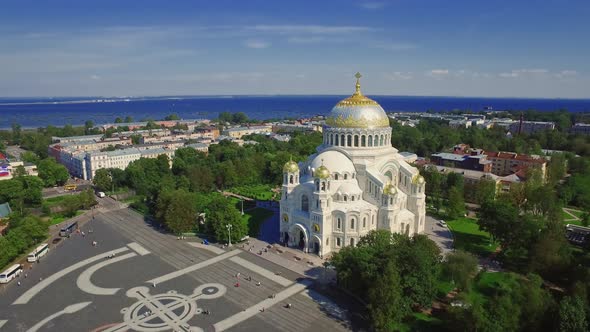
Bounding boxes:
563 207 585 223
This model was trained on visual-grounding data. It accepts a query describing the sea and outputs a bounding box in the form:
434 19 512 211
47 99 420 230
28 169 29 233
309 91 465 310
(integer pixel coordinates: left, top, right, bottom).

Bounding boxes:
1 95 589 129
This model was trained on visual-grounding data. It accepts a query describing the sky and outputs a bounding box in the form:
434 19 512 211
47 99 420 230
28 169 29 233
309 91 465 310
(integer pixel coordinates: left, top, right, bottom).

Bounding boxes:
0 0 589 98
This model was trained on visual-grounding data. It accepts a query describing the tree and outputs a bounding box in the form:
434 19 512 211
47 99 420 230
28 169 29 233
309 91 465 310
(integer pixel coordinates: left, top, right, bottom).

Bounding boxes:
558 296 588 332
84 120 95 134
163 190 197 234
164 113 180 121
205 195 247 243
114 117 123 123
447 186 465 219
124 116 133 123
93 169 113 192
366 260 406 330
475 178 497 205
14 165 26 177
443 250 478 290
11 123 22 144
37 158 69 187
547 153 567 187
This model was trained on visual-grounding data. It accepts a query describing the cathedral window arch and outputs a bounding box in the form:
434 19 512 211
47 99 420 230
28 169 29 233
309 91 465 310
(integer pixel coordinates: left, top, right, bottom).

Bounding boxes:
368 135 373 147
350 218 355 230
337 218 342 229
363 217 367 228
351 196 355 201
354 135 359 147
350 238 355 246
301 195 309 212
321 181 326 191
315 180 320 191
289 175 294 184
343 195 348 202
372 215 375 225
341 134 345 146
335 173 339 180
361 135 366 147
347 135 352 147
329 134 333 145
344 173 348 180
380 135 384 146
334 134 339 146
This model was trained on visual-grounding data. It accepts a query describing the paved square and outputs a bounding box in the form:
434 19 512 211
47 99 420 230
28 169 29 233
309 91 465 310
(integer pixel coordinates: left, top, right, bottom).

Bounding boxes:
0 207 351 332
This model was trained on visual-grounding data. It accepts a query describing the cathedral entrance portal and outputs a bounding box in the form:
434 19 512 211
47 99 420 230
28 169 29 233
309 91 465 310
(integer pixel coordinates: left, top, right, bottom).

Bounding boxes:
311 235 321 256
289 223 308 253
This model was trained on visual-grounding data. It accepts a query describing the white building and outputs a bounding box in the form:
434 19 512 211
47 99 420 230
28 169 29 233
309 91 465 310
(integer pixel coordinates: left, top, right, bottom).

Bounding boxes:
279 74 426 257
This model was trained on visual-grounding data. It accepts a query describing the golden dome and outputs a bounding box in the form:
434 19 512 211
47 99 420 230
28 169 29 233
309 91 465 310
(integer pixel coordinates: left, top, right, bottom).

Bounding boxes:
283 159 299 173
412 175 425 184
314 165 331 179
383 183 397 195
325 72 390 129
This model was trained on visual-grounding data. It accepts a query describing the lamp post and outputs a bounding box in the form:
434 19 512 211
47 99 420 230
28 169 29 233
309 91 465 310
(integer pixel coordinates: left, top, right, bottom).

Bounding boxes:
241 199 244 216
226 224 233 246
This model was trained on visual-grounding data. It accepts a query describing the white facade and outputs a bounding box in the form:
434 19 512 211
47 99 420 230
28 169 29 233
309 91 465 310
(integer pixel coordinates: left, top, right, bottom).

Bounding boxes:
279 74 426 257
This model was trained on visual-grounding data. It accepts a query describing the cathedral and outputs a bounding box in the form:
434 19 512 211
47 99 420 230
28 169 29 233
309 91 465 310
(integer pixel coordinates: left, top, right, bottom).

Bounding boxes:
279 73 426 257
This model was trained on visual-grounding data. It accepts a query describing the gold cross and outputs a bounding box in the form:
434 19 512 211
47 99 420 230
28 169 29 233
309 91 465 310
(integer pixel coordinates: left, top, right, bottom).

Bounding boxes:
355 72 362 80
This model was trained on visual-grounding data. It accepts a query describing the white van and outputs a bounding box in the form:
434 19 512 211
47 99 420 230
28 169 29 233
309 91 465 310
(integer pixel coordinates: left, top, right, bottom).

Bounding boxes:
97 192 106 198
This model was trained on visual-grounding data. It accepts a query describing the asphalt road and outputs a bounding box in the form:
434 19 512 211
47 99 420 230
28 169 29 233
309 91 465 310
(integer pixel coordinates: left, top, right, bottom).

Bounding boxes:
0 205 351 332
424 215 454 256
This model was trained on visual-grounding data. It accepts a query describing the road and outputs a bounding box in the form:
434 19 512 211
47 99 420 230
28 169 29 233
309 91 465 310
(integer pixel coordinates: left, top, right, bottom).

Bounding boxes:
424 215 454 256
0 201 351 332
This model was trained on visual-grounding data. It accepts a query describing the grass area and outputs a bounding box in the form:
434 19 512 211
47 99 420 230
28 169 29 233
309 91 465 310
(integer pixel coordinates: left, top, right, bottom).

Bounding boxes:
436 279 455 298
46 210 84 225
465 272 520 304
230 184 276 201
43 194 73 208
447 217 498 256
242 207 274 236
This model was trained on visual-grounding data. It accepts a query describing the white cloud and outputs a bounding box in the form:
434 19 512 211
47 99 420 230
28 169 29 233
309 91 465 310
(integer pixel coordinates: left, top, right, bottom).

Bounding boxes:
359 1 387 10
555 70 578 78
287 36 326 44
499 68 549 78
429 69 449 76
384 72 413 80
373 42 416 51
244 40 270 49
248 25 374 35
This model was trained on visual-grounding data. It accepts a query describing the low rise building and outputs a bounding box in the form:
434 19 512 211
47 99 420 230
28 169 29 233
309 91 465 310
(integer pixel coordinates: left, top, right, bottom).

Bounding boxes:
570 123 590 135
222 125 273 138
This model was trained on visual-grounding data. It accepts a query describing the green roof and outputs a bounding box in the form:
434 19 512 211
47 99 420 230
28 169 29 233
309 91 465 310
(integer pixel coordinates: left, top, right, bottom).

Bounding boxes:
0 202 12 218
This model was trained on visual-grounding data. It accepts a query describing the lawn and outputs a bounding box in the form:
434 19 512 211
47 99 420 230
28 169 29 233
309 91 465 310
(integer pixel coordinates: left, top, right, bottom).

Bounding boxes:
447 217 498 256
465 272 520 304
46 210 84 225
230 184 276 201
242 207 274 236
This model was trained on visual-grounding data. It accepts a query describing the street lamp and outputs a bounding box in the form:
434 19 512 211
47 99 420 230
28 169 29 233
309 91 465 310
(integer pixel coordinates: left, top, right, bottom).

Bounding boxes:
241 199 244 216
226 224 233 246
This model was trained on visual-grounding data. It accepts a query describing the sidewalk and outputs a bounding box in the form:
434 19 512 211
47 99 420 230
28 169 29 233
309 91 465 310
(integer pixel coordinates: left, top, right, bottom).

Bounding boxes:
240 237 335 285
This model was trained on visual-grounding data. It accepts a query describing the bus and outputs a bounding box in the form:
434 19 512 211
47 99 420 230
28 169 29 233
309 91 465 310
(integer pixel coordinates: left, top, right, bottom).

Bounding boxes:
27 243 49 263
64 184 77 191
0 264 23 284
59 221 79 237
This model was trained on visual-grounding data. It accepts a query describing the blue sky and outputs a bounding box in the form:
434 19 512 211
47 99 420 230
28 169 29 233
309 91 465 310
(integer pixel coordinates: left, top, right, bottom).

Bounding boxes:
1 0 589 98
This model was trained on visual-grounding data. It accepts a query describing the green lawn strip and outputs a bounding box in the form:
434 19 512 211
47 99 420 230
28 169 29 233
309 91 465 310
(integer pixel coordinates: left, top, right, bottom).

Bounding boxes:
562 210 579 221
46 210 84 225
464 272 520 305
230 184 275 200
242 207 274 236
447 217 498 256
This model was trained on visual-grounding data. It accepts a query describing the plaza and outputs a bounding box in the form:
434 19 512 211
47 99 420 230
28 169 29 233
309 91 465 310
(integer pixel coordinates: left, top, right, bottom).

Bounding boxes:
0 205 350 332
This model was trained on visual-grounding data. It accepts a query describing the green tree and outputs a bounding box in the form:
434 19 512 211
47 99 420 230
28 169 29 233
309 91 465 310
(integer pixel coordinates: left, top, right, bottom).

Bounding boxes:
447 186 465 219
558 296 588 332
93 169 113 192
124 116 133 123
547 153 567 187
205 195 247 243
84 120 95 134
163 190 197 234
37 158 69 187
475 178 497 205
366 260 406 330
114 117 123 123
443 250 478 290
164 113 180 121
11 123 22 144
14 165 27 177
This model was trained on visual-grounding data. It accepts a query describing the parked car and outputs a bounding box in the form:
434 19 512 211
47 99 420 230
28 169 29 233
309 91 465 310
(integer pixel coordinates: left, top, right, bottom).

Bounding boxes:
52 238 62 245
438 220 447 227
96 192 106 198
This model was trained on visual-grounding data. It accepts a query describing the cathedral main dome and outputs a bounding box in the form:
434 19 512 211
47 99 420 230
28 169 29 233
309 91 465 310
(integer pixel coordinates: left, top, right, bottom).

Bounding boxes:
325 73 390 129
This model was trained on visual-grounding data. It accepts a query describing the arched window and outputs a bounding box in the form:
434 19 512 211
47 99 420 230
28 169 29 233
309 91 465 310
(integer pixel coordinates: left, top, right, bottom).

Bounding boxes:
351 196 355 201
334 174 339 180
354 135 359 147
372 215 375 225
351 218 355 229
347 135 352 147
329 134 333 145
313 223 320 232
344 195 348 202
368 135 373 146
350 238 355 246
344 174 348 180
341 134 345 146
315 181 320 191
361 135 366 147
380 135 384 146
321 182 326 191
301 195 309 212
337 218 341 229
363 217 367 228
352 173 355 179
289 175 294 184
334 134 339 146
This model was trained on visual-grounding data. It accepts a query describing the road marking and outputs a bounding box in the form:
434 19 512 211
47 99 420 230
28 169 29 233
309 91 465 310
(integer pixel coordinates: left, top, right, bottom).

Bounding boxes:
147 249 241 285
127 242 150 256
213 279 312 332
77 252 137 295
229 256 293 287
186 242 225 255
27 302 91 332
0 320 7 329
13 247 130 305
